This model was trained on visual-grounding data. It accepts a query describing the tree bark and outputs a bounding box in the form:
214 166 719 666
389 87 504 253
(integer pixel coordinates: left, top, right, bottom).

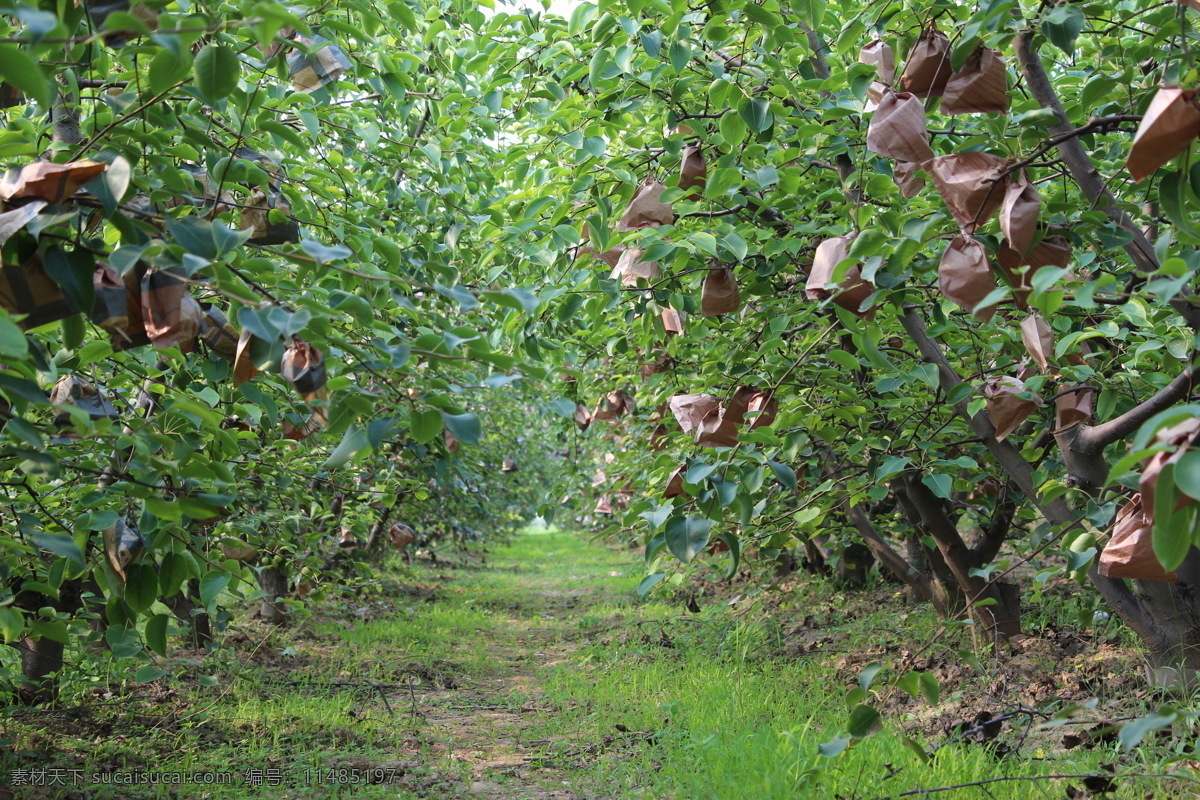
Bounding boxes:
258 565 290 624
163 580 212 648
899 473 1021 642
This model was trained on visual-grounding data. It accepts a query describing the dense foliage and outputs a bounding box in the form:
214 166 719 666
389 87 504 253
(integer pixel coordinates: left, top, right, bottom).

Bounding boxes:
2 0 1200 755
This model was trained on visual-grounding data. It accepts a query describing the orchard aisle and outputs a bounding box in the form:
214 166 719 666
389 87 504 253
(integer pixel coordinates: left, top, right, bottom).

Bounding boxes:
403 529 640 800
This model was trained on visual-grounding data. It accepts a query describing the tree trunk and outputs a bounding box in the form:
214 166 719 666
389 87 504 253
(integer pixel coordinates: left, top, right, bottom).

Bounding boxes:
899 473 1020 642
975 582 1022 643
14 638 63 704
164 580 212 648
258 565 290 624
836 543 873 587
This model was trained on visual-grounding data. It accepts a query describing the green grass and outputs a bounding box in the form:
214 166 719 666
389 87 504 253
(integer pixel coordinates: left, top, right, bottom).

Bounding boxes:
1 528 1195 798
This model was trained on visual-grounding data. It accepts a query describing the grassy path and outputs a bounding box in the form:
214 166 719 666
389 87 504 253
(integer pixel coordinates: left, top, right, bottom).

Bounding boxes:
2 529 1175 799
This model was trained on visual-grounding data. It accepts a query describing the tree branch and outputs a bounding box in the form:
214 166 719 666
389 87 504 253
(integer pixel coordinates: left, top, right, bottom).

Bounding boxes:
1014 30 1200 330
1079 365 1198 450
845 504 935 601
899 304 1076 528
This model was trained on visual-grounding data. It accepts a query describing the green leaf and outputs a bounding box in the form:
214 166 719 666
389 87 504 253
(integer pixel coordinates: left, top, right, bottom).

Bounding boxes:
858 662 884 692
641 30 663 58
1159 171 1200 241
199 570 231 608
743 4 781 28
300 239 353 263
28 618 68 644
1175 451 1200 500
685 461 717 484
899 735 929 764
1041 5 1084 55
737 97 773 133
0 606 25 643
919 672 940 705
42 247 95 316
145 614 169 657
324 427 370 468
442 412 482 445
847 704 882 738
0 44 49 108
411 408 443 444
637 572 665 597
1118 711 1176 750
29 531 84 569
149 49 192 96
847 230 887 260
767 460 796 490
719 110 746 147
668 40 690 72
792 0 825 29
193 44 240 102
664 514 712 563
135 665 168 683
818 734 849 758
123 564 159 615
158 553 191 598
0 315 27 359
921 473 953 500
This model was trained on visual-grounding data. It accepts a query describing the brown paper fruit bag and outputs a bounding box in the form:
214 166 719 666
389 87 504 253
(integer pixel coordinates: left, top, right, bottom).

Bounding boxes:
924 153 1010 231
899 27 953 98
984 375 1042 441
864 81 888 113
1000 172 1041 256
860 38 896 84
1019 313 1054 369
996 235 1072 308
242 188 300 245
281 339 328 397
611 247 661 287
0 253 78 330
581 244 625 269
91 264 128 338
285 33 353 93
593 389 633 421
867 90 934 163
939 235 997 321
200 304 239 361
661 307 684 336
281 338 329 430
1055 386 1094 432
695 404 740 448
669 393 720 433
941 47 1009 114
618 178 674 231
233 328 262 386
893 161 926 198
664 466 686 499
141 268 201 351
702 268 740 316
806 235 875 318
679 145 707 198
50 374 118 425
573 402 592 432
1098 495 1178 582
727 385 758 424
0 160 107 204
103 518 144 582
746 391 778 429
1126 87 1200 183
1140 418 1200 523
111 262 151 350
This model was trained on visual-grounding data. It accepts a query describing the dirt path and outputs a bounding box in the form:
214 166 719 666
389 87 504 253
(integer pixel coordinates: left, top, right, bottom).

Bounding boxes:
396 531 633 800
